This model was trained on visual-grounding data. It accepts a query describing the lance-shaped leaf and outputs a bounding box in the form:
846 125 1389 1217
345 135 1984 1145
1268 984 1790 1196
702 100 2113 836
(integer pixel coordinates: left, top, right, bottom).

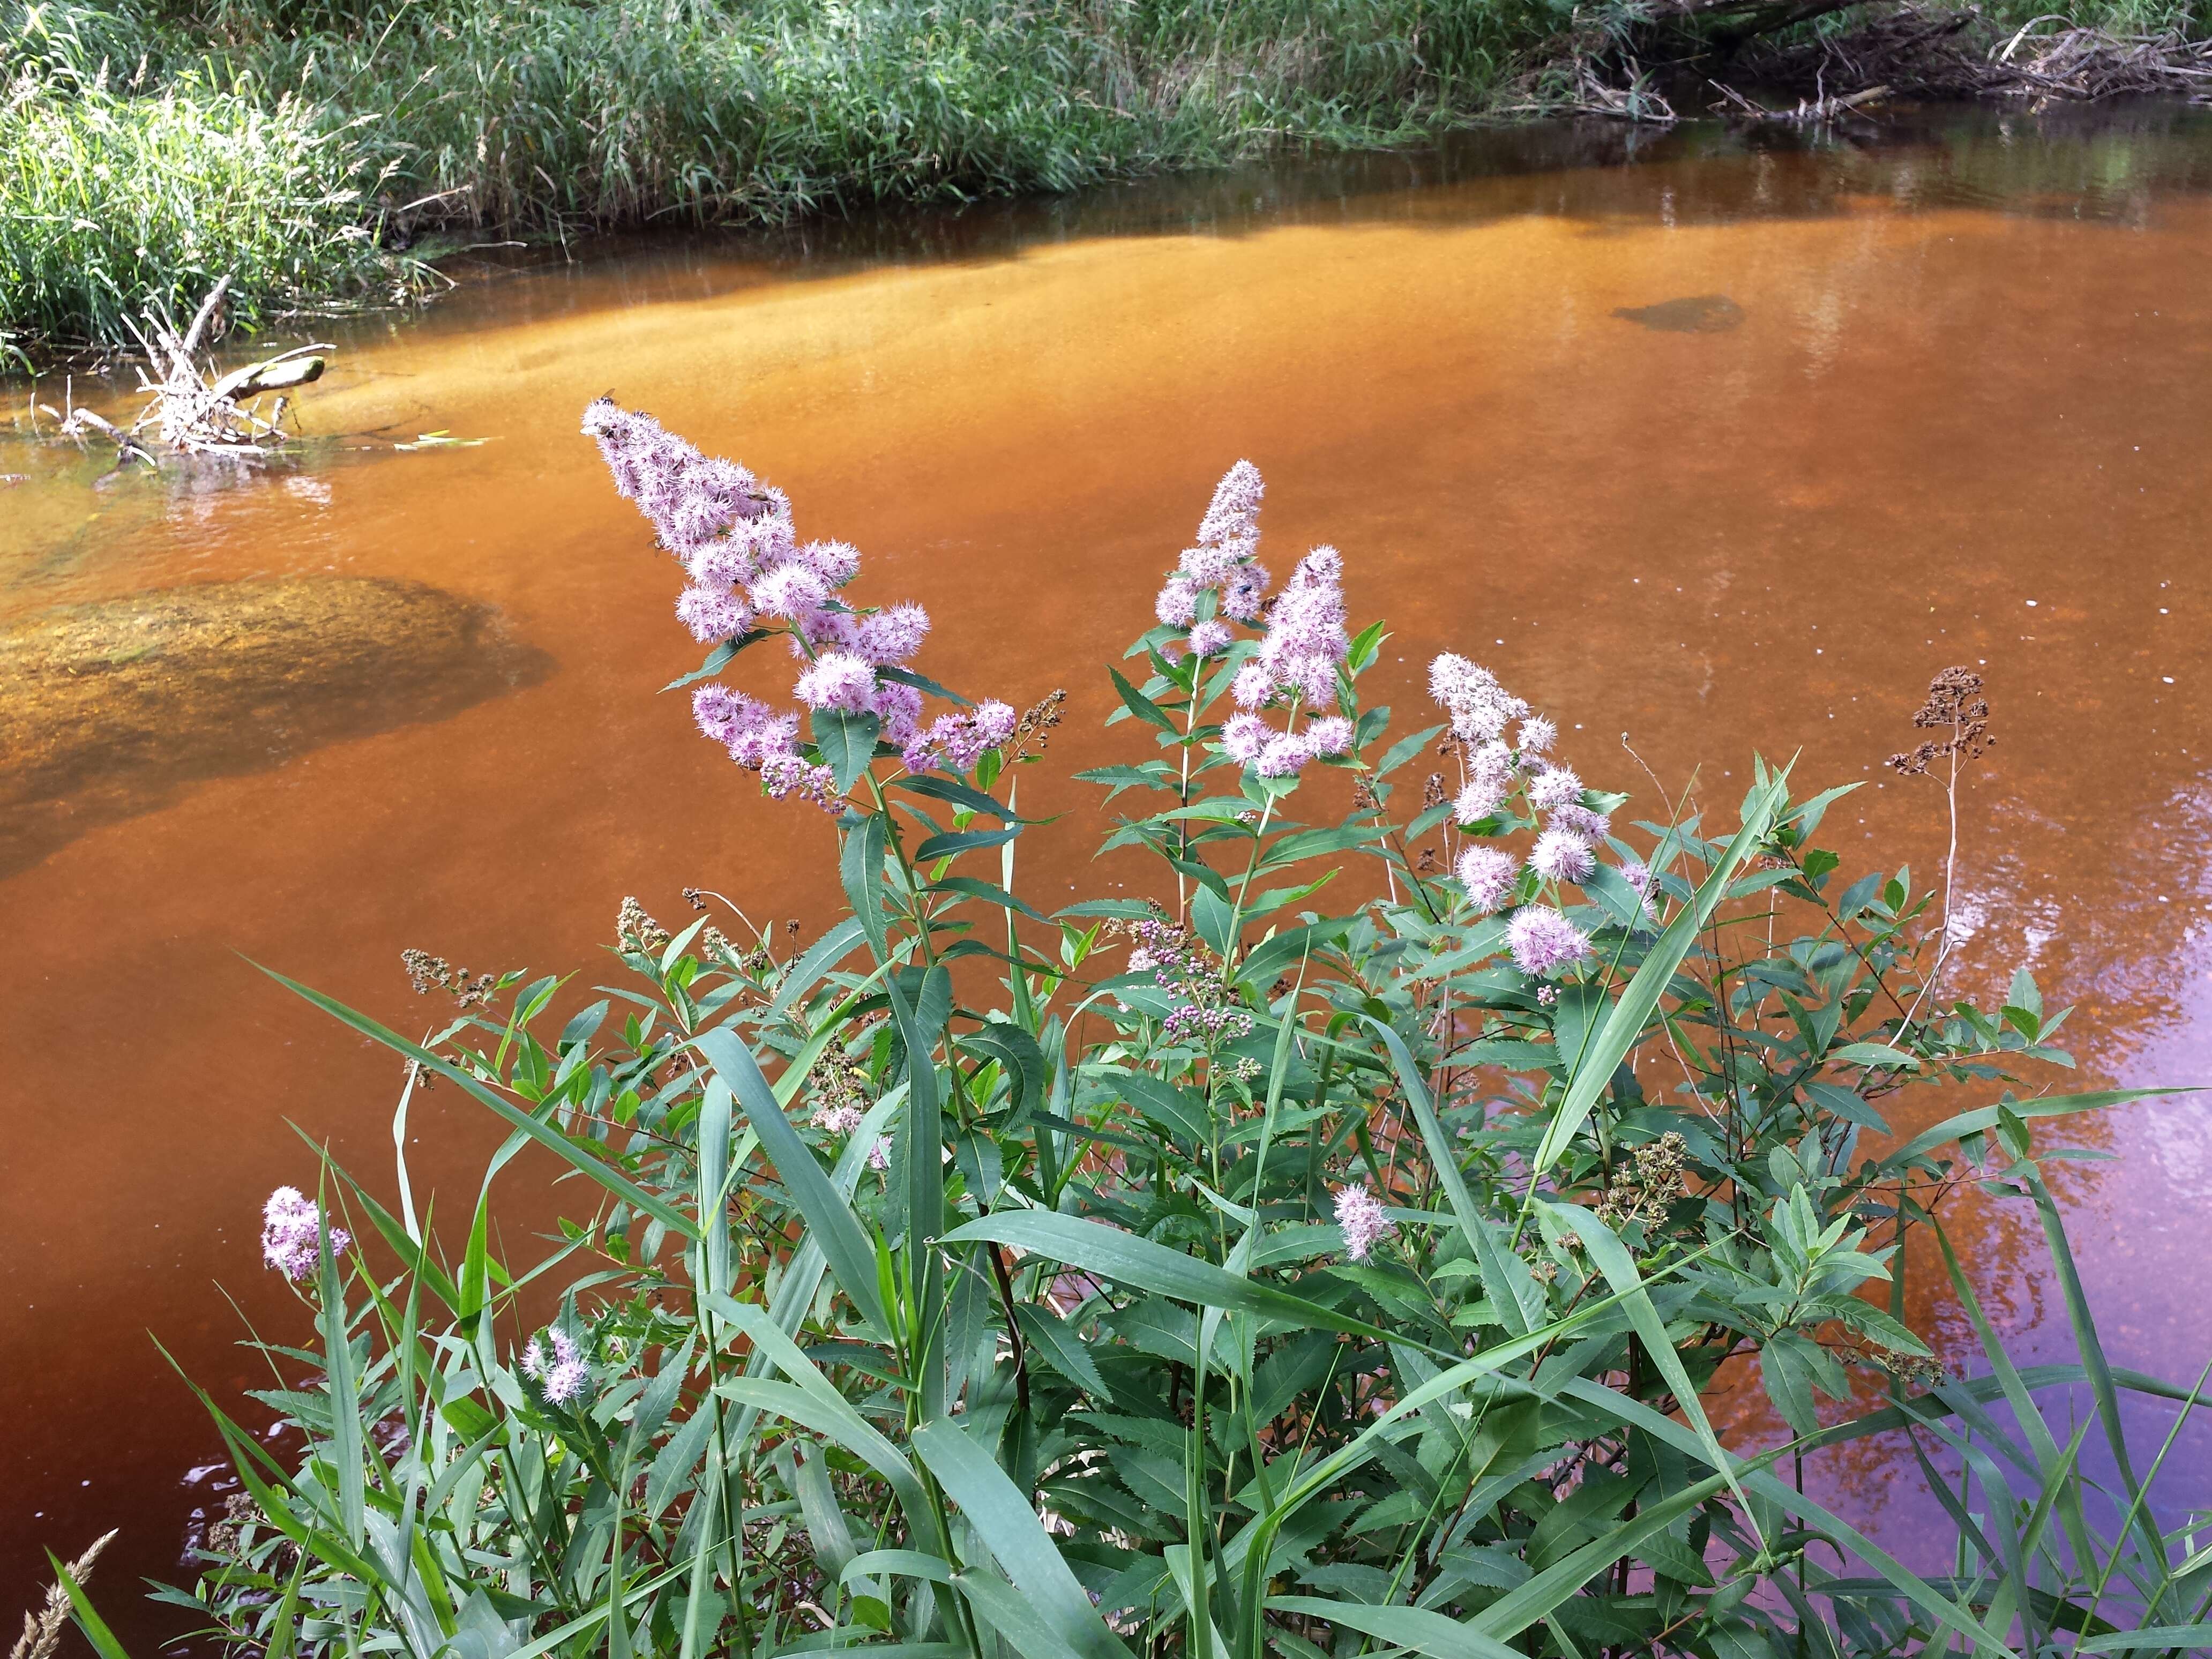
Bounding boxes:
940 1211 1417 1350
254 963 701 1240
913 1420 1132 1659
694 1026 889 1339
1534 766 1788 1178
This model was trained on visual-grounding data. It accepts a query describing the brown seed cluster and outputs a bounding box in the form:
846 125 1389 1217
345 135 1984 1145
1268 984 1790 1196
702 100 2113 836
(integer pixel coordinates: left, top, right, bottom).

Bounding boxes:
1887 666 1994 777
1596 1130 1688 1227
1012 688 1068 758
616 895 672 954
401 948 497 1008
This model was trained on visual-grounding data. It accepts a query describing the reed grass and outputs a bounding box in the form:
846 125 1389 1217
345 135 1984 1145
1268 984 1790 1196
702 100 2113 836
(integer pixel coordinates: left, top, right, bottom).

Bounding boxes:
0 68 403 352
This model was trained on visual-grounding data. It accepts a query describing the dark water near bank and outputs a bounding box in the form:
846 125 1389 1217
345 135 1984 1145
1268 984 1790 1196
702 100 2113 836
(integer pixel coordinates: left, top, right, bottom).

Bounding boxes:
7 100 2212 1638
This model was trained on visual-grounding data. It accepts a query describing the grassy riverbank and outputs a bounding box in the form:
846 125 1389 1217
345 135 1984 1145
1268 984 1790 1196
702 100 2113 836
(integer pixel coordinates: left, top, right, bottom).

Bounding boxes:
5 0 2211 356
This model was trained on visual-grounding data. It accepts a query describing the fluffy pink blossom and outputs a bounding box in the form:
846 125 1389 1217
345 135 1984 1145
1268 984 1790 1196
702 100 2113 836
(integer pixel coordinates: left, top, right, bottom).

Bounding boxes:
1154 461 1272 657
1455 846 1519 911
1223 563 1269 623
1232 660 1276 709
761 754 841 812
1531 827 1596 885
1195 459 1264 552
1304 715 1354 757
871 677 924 745
856 603 930 666
1429 654 1527 744
589 399 1008 809
802 539 862 586
1454 780 1505 824
816 1102 865 1135
793 650 879 713
1518 714 1557 755
1527 766 1583 812
1507 906 1592 978
1221 713 1271 765
1334 1184 1396 1263
675 585 751 644
1220 547 1350 777
693 685 801 770
686 541 754 589
1156 578 1199 628
522 1327 590 1406
903 701 1017 774
1470 741 1516 793
750 563 831 622
1549 803 1611 842
1621 858 1654 899
261 1187 349 1282
1254 733 1313 778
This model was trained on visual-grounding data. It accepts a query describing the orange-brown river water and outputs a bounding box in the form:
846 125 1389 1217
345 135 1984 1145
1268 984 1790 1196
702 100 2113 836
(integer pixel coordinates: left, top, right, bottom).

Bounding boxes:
6 103 2212 1636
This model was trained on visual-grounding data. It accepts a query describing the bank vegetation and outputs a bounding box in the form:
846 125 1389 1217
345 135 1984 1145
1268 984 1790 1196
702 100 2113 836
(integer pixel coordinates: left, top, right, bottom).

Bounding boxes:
5 0 2212 358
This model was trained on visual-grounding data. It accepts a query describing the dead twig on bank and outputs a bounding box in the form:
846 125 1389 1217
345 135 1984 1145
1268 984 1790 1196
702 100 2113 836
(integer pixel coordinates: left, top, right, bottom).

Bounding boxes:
1709 76 1892 118
1731 6 2212 103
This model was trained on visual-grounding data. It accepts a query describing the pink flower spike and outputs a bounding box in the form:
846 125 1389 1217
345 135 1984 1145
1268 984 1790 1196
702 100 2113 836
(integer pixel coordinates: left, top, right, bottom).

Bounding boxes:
524 1328 589 1406
1304 715 1354 757
675 585 751 644
750 562 831 622
1454 780 1505 824
260 1187 349 1281
1221 713 1271 765
856 603 930 666
1333 1184 1396 1262
1195 459 1264 553
1155 578 1199 629
793 650 879 713
1507 906 1592 978
802 539 861 587
1189 619 1233 657
1531 828 1596 885
1549 803 1611 842
1527 766 1583 812
1254 732 1313 778
1231 660 1276 709
1455 846 1518 912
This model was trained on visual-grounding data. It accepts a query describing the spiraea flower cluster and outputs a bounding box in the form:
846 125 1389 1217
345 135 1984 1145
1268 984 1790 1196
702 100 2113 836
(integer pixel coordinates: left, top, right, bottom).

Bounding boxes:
1156 460 1269 657
1221 548 1355 778
1118 914 1256 1047
584 398 1014 808
1428 650 1640 980
1333 1184 1396 1263
261 1187 349 1282
521 1326 591 1406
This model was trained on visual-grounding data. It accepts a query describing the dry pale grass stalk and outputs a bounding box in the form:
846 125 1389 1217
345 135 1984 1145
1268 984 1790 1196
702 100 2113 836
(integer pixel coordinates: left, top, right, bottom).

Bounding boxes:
9 1529 118 1659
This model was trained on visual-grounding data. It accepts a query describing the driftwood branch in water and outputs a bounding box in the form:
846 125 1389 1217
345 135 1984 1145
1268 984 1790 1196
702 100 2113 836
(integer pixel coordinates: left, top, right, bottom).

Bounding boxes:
53 275 338 467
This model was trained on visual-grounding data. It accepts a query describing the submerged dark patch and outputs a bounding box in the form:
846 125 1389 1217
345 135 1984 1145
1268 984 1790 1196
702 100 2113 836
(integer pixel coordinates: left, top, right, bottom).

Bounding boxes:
0 576 550 877
1612 294 1746 332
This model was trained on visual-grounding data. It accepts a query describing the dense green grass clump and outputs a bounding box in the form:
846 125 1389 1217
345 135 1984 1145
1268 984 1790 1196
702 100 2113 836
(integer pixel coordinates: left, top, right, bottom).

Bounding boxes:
0 70 399 353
